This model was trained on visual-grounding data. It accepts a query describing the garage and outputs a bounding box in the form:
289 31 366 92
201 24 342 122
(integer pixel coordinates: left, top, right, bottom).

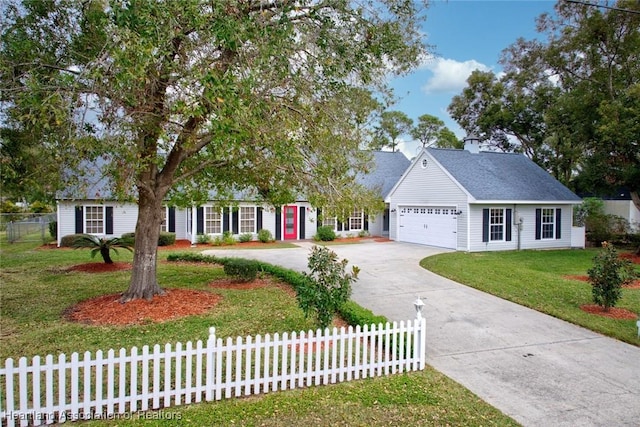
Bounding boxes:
398 206 457 249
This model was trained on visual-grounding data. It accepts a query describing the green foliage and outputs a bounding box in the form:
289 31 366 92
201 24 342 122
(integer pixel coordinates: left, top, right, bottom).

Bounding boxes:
120 232 135 245
586 214 630 246
28 201 52 213
196 234 211 244
223 259 260 282
588 242 636 311
339 301 387 328
257 229 273 243
298 246 359 329
238 233 253 243
60 233 84 247
222 230 236 245
370 111 413 152
314 226 336 242
1 200 22 213
72 234 133 264
48 221 57 239
358 230 370 238
158 232 176 246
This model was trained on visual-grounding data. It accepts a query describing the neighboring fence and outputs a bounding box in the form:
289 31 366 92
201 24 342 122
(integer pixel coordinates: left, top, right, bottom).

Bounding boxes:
1 213 56 244
0 316 426 426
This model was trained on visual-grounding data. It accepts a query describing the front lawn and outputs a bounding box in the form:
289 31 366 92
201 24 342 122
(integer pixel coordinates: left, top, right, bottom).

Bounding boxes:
420 248 640 345
0 239 518 426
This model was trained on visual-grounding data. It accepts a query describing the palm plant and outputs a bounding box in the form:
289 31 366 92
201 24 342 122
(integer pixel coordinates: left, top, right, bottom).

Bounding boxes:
72 235 133 264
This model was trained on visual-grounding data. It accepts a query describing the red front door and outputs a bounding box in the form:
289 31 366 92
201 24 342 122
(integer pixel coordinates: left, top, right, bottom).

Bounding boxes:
283 205 297 240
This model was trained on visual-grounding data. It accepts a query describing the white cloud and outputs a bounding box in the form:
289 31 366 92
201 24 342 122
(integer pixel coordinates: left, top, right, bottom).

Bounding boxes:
420 57 491 94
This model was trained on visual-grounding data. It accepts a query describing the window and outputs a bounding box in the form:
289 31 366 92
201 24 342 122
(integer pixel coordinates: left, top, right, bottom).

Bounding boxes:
239 207 255 233
349 209 363 230
160 207 168 232
204 207 222 234
322 215 337 229
541 208 555 239
490 208 505 241
85 206 104 234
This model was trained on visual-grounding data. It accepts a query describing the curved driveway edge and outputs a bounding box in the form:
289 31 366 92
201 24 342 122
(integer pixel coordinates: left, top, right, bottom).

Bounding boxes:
201 240 640 427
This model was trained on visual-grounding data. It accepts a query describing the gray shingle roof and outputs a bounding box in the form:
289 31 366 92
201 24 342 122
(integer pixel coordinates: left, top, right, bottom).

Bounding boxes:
427 148 581 202
358 151 410 198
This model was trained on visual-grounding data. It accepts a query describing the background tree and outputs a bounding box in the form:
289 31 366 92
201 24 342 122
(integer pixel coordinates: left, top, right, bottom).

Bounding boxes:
448 0 640 196
369 110 413 152
1 0 428 302
410 113 460 148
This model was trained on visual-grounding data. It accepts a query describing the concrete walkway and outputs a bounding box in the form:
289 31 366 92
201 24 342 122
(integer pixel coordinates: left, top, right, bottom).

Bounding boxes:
202 240 640 427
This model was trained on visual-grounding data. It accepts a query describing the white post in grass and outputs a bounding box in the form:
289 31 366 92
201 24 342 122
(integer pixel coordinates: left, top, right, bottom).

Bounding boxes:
414 298 426 370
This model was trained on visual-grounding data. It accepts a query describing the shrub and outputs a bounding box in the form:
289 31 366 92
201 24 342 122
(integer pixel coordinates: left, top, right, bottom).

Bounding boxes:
197 233 212 244
338 301 386 327
222 230 236 245
238 233 253 243
314 225 336 242
121 232 135 244
61 234 85 247
29 201 52 213
588 242 637 311
358 230 370 238
158 232 176 246
72 234 133 264
212 235 224 246
223 258 259 282
298 245 359 329
49 221 57 239
257 229 273 243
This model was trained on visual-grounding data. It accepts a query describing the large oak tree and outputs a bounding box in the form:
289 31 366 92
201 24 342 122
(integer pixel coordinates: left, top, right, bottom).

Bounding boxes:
1 0 428 301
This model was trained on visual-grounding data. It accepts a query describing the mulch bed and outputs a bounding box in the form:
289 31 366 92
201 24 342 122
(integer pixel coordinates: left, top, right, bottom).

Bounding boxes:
579 305 638 320
66 262 132 273
65 289 223 326
620 252 640 264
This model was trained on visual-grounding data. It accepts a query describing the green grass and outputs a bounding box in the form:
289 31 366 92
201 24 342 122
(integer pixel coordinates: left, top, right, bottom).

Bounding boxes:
420 248 640 345
0 238 518 426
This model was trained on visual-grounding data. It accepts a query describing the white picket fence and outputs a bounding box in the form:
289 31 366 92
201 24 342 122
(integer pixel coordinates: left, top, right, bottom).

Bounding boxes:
1 316 426 426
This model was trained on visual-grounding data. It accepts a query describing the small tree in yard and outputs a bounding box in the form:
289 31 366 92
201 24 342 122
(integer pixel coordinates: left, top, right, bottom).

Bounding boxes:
73 235 133 265
298 246 360 329
587 242 636 311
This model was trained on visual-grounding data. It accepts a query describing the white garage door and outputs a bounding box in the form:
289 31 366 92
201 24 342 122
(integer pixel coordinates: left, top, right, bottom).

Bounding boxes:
398 206 457 249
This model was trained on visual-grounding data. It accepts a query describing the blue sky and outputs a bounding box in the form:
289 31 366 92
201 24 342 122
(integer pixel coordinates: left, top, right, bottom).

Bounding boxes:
390 0 557 158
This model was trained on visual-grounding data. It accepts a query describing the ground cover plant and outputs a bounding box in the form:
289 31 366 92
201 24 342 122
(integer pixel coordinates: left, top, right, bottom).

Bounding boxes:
0 238 517 426
420 248 640 345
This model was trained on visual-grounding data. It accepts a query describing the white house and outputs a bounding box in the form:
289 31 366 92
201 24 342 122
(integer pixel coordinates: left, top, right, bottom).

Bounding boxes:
385 139 585 251
55 151 410 245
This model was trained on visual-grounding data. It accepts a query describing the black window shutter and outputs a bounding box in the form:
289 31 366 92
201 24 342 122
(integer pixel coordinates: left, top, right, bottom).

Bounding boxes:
256 207 263 231
337 220 343 231
275 207 282 240
505 209 512 242
317 208 322 229
75 206 84 233
482 208 489 242
364 214 369 231
556 208 562 239
535 208 542 240
223 208 230 232
197 207 204 234
168 207 176 232
105 206 114 234
299 207 305 239
232 209 239 234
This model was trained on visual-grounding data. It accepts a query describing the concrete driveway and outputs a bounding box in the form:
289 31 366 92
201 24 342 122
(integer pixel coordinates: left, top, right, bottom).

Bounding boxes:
202 240 640 427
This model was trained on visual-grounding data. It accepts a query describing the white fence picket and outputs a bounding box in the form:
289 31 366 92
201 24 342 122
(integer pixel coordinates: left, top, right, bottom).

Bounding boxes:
1 314 426 425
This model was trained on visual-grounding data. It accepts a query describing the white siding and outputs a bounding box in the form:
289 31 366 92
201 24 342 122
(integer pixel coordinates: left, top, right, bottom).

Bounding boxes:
56 201 138 245
468 205 518 252
519 205 574 250
387 151 468 250
367 212 384 237
174 208 188 240
261 207 277 239
468 204 576 252
112 203 138 237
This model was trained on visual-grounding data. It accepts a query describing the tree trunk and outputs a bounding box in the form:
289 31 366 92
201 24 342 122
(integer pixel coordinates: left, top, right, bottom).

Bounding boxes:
120 191 166 302
101 246 113 264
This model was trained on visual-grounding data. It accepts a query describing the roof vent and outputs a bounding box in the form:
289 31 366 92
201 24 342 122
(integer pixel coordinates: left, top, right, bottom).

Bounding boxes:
463 135 481 154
